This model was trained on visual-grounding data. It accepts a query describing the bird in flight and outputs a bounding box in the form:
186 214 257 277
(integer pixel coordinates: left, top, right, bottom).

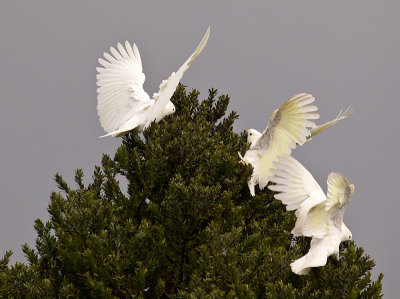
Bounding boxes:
239 94 353 196
96 27 210 137
268 155 354 275
239 93 319 196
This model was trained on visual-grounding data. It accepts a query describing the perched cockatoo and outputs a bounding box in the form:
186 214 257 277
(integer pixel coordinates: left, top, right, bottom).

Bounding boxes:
268 155 354 275
238 93 320 196
96 27 210 137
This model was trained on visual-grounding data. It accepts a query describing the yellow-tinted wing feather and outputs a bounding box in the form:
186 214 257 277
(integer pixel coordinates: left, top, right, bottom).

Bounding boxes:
303 172 354 238
325 172 353 210
250 93 319 190
302 202 329 238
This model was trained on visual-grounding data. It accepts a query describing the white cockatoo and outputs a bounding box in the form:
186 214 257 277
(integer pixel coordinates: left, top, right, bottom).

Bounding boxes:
240 99 353 196
96 27 210 137
268 155 355 275
238 93 320 196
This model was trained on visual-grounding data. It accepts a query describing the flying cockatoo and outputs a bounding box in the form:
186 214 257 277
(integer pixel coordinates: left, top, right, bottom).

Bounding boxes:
268 155 354 275
96 27 210 137
239 97 353 196
238 93 320 196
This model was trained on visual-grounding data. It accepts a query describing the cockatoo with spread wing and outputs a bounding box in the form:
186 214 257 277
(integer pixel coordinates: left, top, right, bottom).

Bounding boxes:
96 27 210 137
238 93 319 196
268 155 355 275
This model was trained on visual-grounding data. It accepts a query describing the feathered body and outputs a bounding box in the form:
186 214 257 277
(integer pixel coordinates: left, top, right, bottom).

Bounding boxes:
241 102 353 196
291 222 352 275
239 93 319 196
96 27 210 137
269 156 354 275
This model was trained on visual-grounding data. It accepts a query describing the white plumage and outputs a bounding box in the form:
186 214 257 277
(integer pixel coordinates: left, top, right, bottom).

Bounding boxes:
96 27 210 137
240 97 354 196
268 156 354 275
290 222 352 275
238 93 319 196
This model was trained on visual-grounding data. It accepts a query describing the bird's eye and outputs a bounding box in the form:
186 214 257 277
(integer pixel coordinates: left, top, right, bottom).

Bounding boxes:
349 236 351 239
249 133 252 136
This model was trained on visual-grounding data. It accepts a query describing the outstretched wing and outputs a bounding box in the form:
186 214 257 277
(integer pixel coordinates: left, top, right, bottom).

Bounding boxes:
303 172 354 238
308 107 354 140
250 93 319 189
97 41 152 135
268 155 325 211
253 93 319 150
325 172 354 227
268 156 326 236
143 27 211 128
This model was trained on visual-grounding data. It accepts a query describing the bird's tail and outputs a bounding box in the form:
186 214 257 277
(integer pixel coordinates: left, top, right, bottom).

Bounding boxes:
290 256 311 275
99 118 141 138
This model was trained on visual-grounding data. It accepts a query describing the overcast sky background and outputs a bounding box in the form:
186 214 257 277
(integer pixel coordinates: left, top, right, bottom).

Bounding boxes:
0 1 398 296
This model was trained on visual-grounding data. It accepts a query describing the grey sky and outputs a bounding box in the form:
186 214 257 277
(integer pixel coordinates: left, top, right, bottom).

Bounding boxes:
0 1 398 296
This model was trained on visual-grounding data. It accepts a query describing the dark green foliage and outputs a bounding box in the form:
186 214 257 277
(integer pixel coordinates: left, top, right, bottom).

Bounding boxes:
0 85 382 298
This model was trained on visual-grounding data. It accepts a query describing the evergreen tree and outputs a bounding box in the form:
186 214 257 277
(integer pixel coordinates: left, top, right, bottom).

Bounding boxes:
0 85 383 298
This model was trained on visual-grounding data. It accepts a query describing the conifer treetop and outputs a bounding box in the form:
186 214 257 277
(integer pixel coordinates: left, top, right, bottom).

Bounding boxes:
0 85 382 298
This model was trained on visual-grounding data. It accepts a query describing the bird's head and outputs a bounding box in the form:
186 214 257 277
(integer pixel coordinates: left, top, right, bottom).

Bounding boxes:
341 222 352 243
246 129 262 146
164 101 176 117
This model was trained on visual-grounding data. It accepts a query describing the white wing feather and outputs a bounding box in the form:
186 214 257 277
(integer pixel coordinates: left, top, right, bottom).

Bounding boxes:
97 41 152 134
266 160 355 275
97 27 210 137
268 156 324 211
303 172 354 238
301 202 329 238
143 27 210 129
325 172 352 211
268 156 326 236
244 93 319 192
